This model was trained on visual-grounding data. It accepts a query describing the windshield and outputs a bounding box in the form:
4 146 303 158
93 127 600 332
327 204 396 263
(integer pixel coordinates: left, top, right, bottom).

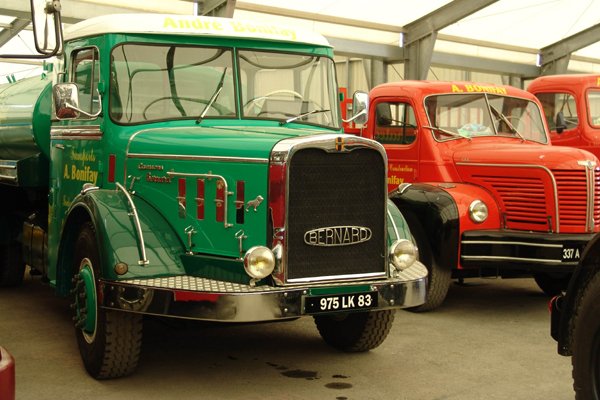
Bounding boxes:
424 93 548 144
110 44 236 124
239 50 339 128
589 90 600 128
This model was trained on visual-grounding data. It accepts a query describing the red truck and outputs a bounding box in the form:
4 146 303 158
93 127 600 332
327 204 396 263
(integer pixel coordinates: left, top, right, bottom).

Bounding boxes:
344 80 600 311
528 74 600 159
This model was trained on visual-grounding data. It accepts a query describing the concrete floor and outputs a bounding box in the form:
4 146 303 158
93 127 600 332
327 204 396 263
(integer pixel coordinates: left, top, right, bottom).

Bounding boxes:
1 275 573 400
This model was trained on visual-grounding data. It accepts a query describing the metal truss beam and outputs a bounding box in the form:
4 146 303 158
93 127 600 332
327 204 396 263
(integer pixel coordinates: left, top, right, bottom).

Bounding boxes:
540 23 600 75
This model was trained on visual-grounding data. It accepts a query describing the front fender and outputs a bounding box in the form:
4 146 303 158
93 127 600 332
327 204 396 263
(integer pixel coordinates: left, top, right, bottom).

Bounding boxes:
389 183 459 273
385 199 413 245
55 188 185 296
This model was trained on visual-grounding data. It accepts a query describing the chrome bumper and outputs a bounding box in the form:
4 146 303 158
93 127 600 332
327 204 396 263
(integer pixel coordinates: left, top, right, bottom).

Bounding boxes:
99 262 427 323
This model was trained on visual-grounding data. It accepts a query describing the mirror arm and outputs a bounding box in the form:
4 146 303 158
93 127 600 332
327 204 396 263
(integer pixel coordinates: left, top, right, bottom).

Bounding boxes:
342 108 367 123
65 95 103 118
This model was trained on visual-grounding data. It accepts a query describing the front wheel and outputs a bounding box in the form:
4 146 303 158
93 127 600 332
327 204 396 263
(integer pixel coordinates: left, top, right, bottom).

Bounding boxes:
572 272 600 399
72 223 143 379
314 310 395 352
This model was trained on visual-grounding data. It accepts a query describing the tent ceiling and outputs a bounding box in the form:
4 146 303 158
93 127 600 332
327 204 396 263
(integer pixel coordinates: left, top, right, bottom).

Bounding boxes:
0 0 599 78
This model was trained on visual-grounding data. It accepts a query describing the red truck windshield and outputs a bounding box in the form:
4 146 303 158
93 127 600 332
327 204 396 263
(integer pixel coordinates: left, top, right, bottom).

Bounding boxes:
422 93 548 143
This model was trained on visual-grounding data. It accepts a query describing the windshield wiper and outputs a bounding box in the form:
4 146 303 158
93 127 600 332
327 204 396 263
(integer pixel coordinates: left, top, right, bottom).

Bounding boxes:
490 105 525 140
424 125 469 140
279 109 330 126
196 67 228 124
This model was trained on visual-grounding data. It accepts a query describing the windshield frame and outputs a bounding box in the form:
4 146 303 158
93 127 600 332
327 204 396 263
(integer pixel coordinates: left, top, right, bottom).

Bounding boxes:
423 92 549 144
237 47 340 130
108 41 341 129
587 88 600 129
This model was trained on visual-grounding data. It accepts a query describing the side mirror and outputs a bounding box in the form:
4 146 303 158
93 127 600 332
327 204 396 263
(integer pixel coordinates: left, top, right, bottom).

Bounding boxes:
0 0 63 59
555 111 567 134
343 91 369 125
53 83 103 120
53 83 80 119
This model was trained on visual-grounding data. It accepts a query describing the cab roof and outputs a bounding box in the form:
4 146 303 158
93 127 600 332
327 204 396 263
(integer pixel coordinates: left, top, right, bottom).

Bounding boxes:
63 14 331 47
528 74 600 93
371 80 537 101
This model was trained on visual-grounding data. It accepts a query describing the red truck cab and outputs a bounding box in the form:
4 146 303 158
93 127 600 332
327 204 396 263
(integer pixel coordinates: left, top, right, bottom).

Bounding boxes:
528 74 600 159
345 80 600 310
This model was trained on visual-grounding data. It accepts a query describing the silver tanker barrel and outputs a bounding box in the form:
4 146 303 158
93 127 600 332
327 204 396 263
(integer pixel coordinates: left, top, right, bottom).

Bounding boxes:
0 75 52 187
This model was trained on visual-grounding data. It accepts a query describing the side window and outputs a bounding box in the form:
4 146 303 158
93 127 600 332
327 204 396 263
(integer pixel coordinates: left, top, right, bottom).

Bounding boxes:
536 92 578 131
374 102 417 144
71 47 100 117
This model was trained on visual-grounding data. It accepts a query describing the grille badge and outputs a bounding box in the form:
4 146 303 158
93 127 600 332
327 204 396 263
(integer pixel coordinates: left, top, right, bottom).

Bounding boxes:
304 226 372 247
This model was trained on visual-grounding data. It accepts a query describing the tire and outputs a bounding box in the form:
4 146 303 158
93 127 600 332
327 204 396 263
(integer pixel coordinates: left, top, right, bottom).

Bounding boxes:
572 272 600 399
534 272 571 297
72 222 143 379
406 224 451 312
314 310 395 352
0 240 25 287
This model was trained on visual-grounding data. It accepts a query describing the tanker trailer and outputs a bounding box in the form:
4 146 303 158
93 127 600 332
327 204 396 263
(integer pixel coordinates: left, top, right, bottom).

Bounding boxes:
0 75 52 286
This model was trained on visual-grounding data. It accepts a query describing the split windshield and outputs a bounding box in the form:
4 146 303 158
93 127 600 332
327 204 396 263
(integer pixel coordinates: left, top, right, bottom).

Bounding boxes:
424 93 548 144
109 43 339 128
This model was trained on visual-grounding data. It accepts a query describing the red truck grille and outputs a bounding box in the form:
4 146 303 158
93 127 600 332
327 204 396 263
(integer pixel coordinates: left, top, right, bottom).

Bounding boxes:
471 167 600 233
478 175 548 227
553 169 600 229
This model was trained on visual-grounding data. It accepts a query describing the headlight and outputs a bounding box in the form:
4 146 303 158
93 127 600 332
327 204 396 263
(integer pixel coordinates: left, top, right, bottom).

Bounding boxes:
390 239 418 271
243 246 276 279
469 200 488 223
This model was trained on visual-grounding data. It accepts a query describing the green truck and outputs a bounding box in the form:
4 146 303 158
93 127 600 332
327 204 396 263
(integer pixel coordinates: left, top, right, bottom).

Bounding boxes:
0 13 427 379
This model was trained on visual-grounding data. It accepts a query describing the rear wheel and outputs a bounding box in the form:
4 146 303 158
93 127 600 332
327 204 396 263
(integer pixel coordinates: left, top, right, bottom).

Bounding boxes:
314 310 394 352
72 222 143 379
533 272 571 296
572 272 600 399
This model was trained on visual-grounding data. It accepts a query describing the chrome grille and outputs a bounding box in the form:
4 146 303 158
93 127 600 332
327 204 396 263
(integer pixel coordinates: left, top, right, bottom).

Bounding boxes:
285 147 387 282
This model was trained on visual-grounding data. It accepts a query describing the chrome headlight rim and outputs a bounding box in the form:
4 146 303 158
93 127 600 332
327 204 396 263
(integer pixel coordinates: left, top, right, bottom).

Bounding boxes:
243 246 276 279
469 199 488 224
390 239 418 272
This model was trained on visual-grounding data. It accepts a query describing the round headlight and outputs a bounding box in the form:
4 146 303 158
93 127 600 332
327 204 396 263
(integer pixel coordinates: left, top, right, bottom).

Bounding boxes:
390 239 418 271
243 246 276 279
469 200 488 223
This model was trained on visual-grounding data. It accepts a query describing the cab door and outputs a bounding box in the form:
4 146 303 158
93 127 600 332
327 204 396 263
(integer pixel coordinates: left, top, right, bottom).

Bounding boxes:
371 98 420 192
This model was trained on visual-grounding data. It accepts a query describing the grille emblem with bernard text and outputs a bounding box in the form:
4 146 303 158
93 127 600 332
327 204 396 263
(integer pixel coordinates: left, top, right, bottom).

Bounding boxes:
304 226 372 247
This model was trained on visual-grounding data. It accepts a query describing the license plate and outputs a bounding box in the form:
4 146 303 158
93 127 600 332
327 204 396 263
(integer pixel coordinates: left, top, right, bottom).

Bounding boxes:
562 245 582 262
304 292 378 313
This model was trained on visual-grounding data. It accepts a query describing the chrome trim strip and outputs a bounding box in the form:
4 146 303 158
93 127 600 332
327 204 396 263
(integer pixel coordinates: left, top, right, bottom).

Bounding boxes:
115 182 149 265
461 255 561 263
100 262 427 322
287 272 386 284
387 207 400 240
0 175 17 181
50 125 102 138
461 240 562 249
455 162 560 233
167 171 233 228
128 153 268 164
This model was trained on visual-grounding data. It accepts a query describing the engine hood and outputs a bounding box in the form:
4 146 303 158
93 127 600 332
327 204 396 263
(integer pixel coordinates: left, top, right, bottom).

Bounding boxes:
126 125 329 159
452 140 598 170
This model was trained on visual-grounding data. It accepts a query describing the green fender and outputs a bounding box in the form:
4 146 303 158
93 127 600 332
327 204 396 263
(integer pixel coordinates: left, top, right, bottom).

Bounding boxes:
385 199 414 246
55 188 185 296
